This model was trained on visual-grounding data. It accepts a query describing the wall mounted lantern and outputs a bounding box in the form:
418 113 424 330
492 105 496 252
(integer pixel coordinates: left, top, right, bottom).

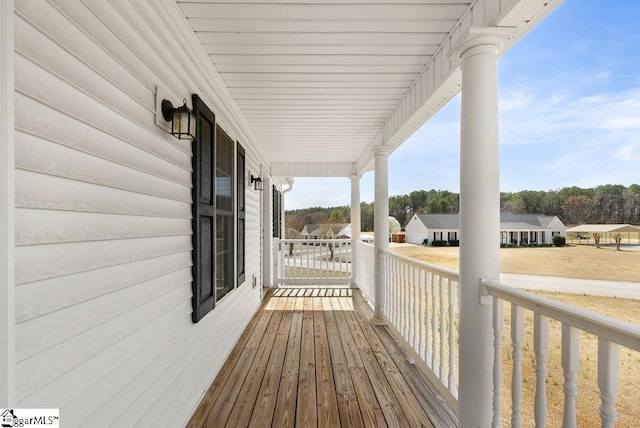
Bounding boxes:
161 98 196 140
250 174 263 191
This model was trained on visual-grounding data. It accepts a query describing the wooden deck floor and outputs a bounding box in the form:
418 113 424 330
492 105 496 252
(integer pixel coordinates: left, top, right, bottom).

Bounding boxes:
187 287 458 428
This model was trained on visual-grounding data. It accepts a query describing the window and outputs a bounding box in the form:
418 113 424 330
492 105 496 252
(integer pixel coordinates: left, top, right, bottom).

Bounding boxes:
191 94 244 323
215 126 235 301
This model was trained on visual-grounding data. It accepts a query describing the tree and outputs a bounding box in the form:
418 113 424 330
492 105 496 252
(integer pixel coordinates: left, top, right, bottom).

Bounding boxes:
612 232 622 250
389 216 401 234
561 195 598 225
592 232 602 248
328 208 346 223
361 202 374 232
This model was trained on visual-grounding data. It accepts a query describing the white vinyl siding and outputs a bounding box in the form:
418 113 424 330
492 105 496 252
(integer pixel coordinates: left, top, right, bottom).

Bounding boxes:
14 1 263 426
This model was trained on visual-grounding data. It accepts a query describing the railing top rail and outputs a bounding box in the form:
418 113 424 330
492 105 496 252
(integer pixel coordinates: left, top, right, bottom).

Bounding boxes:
279 238 351 243
380 248 460 281
355 240 374 248
483 280 640 352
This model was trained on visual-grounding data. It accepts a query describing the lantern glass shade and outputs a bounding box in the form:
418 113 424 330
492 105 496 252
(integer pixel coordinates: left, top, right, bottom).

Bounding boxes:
171 102 196 140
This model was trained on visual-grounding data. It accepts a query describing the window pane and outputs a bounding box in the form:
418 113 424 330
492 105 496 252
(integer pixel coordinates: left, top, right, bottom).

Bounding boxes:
215 126 235 300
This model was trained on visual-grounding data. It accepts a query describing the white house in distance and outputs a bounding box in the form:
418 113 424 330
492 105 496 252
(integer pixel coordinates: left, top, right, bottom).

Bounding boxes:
405 212 567 245
6 1 634 428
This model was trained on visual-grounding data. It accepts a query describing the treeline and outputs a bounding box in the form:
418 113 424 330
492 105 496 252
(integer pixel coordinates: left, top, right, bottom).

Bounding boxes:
285 185 640 231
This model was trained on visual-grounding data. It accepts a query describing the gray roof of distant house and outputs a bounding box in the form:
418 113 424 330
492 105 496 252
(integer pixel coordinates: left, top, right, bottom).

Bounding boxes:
414 212 560 230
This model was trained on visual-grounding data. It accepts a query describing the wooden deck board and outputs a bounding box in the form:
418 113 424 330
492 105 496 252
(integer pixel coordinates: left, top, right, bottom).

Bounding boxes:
188 288 458 428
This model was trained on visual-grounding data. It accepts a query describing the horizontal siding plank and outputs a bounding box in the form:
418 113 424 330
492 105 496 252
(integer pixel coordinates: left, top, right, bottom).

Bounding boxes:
16 268 190 362
164 287 262 427
121 285 259 427
67 0 191 100
16 94 191 186
16 132 191 204
15 234 191 285
16 170 191 219
15 252 192 323
16 208 191 246
15 0 154 105
19 299 193 411
14 15 154 129
14 54 191 166
63 312 195 427
17 286 192 400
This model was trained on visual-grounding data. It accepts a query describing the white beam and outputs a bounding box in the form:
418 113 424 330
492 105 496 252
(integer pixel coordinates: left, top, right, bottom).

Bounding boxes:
0 0 14 407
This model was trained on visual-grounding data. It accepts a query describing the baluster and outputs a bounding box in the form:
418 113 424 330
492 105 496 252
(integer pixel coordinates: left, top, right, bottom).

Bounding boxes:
425 272 432 367
492 297 504 428
439 275 446 382
413 266 419 352
404 261 408 337
308 241 311 278
392 256 397 324
511 305 524 427
332 241 336 278
562 324 580 428
313 242 317 279
448 278 456 394
280 240 285 280
598 338 620 428
534 313 549 428
431 273 438 372
419 269 426 361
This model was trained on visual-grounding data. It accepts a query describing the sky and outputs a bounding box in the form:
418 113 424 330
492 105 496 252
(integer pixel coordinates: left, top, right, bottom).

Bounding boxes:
286 0 640 210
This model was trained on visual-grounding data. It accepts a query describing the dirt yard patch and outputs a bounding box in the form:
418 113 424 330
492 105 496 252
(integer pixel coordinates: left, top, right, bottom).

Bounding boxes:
391 244 640 283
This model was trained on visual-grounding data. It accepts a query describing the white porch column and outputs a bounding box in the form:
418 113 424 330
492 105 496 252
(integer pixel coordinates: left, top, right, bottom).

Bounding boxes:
453 29 507 428
350 174 362 286
0 0 14 407
373 145 392 319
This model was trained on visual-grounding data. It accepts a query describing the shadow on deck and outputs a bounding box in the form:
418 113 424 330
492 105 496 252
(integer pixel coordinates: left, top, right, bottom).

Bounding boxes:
187 287 458 427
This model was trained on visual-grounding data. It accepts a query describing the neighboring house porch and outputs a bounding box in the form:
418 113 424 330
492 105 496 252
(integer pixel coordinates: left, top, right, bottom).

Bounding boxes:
404 212 567 245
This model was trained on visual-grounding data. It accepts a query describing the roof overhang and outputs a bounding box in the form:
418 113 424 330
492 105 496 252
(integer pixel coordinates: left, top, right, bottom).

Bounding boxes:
566 225 640 234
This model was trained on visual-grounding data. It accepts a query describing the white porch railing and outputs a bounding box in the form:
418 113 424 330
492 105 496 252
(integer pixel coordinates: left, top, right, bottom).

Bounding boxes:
352 247 640 426
274 238 352 286
483 280 640 428
379 249 460 406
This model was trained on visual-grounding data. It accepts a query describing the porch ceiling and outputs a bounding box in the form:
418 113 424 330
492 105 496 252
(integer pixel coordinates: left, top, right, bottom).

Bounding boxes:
176 0 471 165
175 0 561 173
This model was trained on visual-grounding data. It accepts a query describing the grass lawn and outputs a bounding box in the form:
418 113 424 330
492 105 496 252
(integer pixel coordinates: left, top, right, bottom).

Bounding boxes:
392 244 640 283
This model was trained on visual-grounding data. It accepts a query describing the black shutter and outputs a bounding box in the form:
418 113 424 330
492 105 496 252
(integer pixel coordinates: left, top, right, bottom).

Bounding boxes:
272 185 281 238
191 94 216 323
237 143 246 285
